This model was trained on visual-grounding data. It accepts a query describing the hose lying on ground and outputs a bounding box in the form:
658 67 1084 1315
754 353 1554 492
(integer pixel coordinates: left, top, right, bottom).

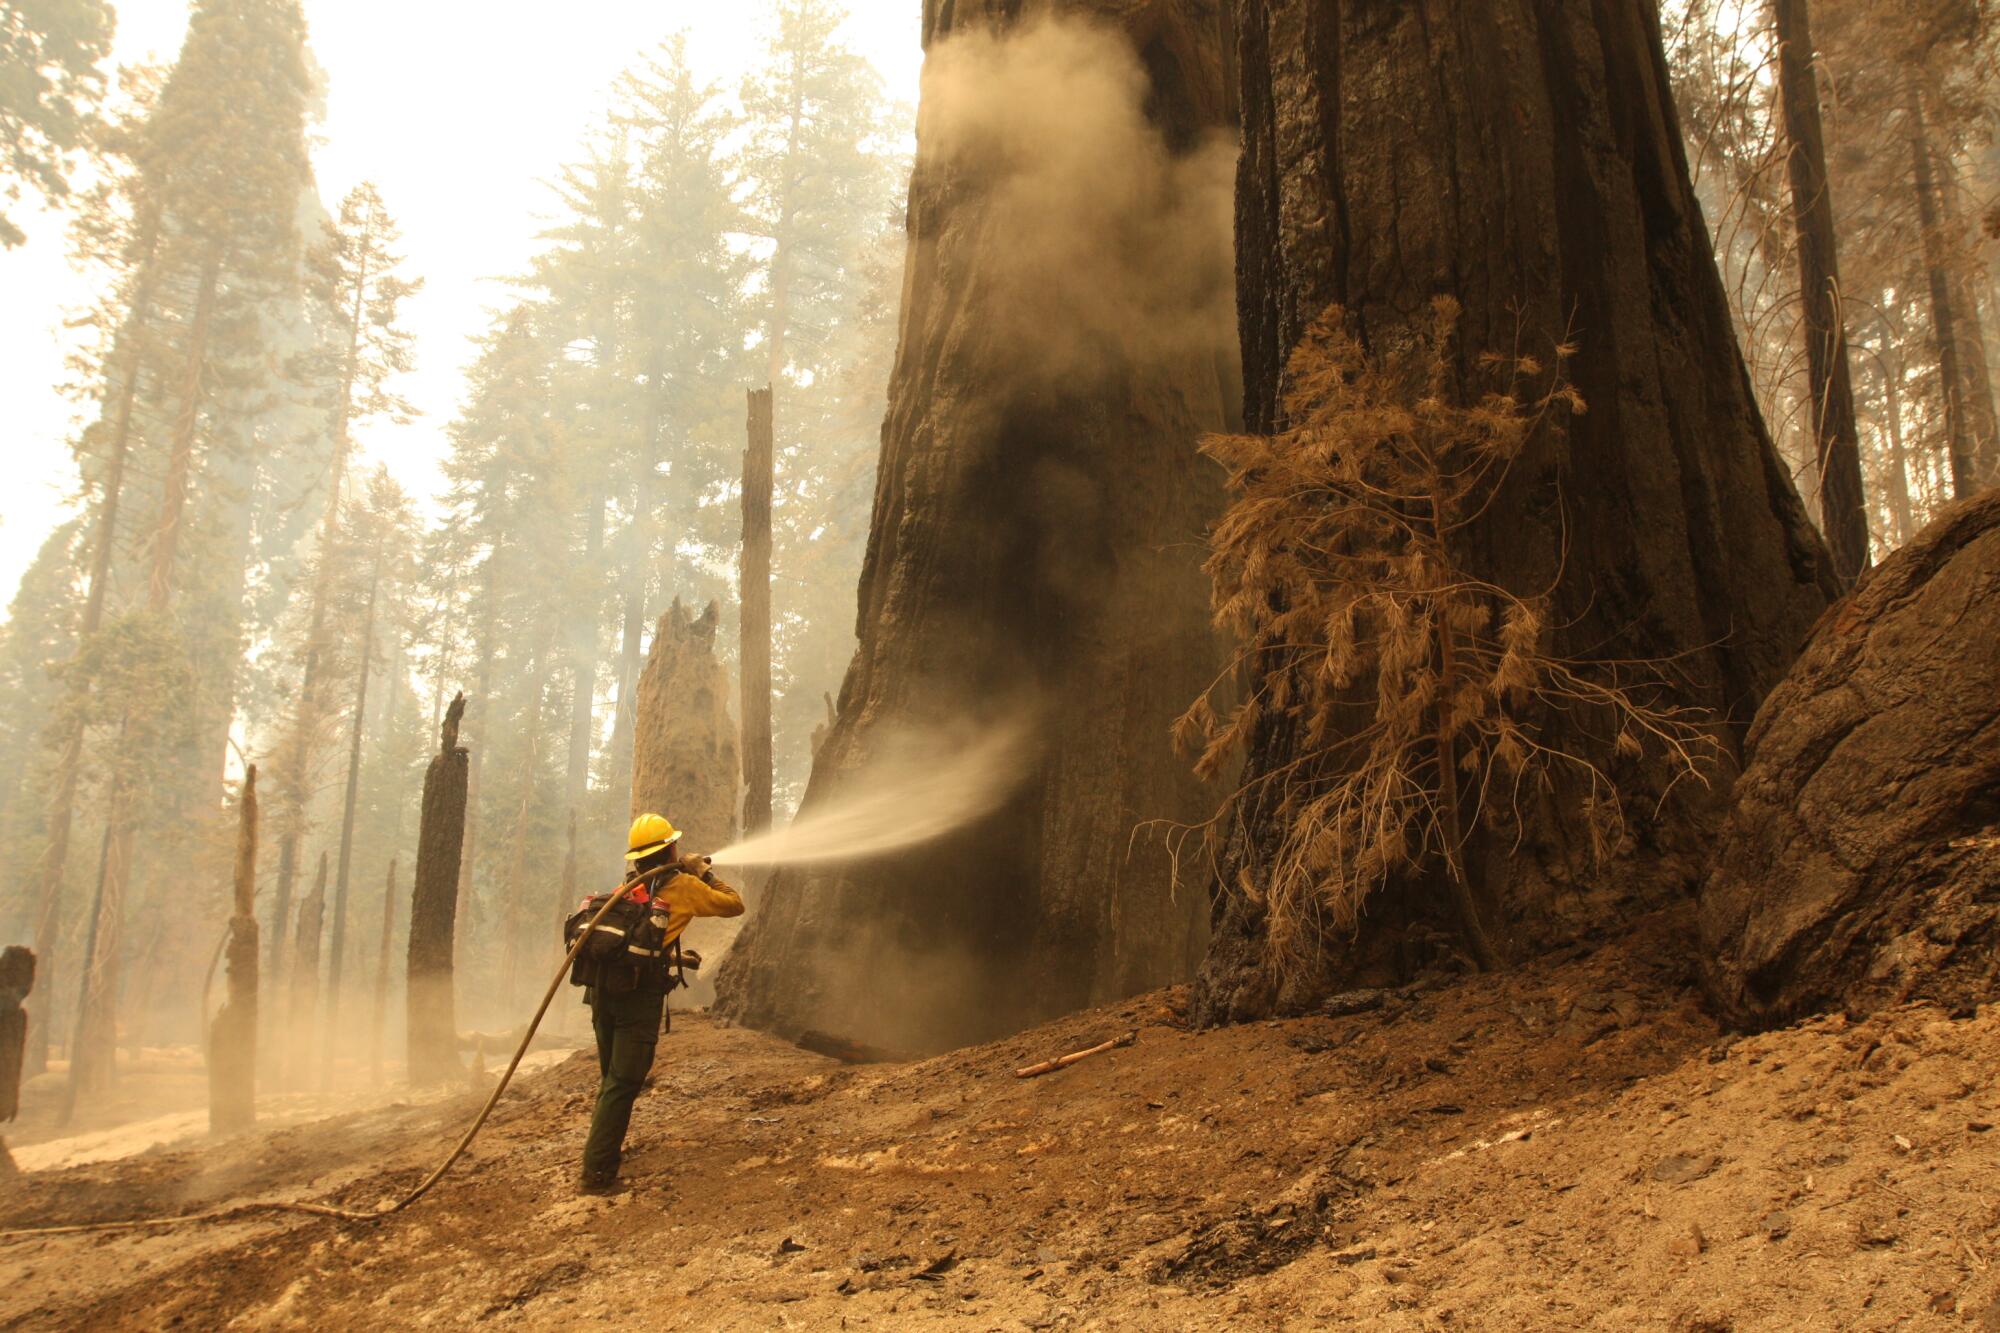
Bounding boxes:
0 871 665 1243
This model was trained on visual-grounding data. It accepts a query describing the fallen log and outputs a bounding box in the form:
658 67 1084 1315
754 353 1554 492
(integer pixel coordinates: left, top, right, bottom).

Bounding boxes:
1014 1030 1137 1079
796 1030 909 1065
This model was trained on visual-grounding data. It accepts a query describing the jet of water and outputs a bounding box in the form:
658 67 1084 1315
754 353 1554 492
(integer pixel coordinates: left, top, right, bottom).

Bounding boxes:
709 721 1033 868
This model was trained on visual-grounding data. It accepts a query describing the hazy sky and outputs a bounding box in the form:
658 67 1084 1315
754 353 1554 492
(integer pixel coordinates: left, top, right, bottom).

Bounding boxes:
0 0 924 614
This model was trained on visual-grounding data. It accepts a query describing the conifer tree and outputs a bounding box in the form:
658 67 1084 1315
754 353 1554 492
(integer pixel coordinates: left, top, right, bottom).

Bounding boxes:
267 182 419 986
0 0 114 246
319 468 419 1084
737 0 898 832
63 0 316 1108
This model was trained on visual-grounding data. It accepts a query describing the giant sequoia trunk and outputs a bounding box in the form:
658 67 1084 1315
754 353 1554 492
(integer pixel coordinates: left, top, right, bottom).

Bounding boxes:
1194 1 1840 1022
1701 490 2000 1027
717 0 1238 1052
406 695 468 1087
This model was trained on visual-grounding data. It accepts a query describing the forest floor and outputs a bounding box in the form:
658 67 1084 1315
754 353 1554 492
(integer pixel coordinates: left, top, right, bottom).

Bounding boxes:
1 908 1996 1331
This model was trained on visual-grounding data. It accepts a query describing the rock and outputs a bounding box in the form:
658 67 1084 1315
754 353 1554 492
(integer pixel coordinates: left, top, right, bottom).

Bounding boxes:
1701 492 2000 1027
1760 1210 1792 1241
1321 990 1389 1018
1648 1154 1720 1186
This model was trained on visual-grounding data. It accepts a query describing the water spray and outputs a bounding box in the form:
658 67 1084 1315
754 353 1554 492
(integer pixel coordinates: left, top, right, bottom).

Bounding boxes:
708 720 1034 869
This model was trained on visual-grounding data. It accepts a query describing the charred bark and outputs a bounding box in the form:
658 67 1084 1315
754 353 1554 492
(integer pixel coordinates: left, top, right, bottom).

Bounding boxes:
1193 0 1838 1023
1 947 33 1125
1701 490 2000 1025
209 766 259 1134
717 0 1236 1052
406 694 468 1087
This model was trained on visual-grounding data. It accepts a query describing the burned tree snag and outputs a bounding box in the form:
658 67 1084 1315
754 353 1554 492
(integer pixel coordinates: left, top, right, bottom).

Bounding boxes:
209 766 260 1134
1193 0 1839 1023
1773 0 1870 581
633 600 739 856
633 601 740 994
1 947 33 1126
741 388 775 837
407 694 469 1087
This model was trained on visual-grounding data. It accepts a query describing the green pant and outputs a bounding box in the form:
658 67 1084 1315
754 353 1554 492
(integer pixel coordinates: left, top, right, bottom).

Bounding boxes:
582 986 667 1180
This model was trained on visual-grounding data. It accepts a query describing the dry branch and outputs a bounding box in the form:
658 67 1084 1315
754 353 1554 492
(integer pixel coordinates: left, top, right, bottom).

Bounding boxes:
1014 1029 1137 1080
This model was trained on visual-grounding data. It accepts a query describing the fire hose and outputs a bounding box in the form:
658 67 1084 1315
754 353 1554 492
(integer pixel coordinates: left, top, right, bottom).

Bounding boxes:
0 868 672 1243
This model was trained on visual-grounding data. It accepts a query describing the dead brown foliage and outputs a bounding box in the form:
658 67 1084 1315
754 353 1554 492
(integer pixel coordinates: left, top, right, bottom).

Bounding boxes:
1177 300 1721 976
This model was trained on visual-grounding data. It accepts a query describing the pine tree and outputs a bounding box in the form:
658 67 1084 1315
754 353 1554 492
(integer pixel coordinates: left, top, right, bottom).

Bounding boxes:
318 468 420 1086
62 0 317 1111
0 0 114 246
267 181 419 989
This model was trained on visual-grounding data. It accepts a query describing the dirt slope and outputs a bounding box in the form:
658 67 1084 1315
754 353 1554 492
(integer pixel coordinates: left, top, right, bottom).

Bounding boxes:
2 910 1995 1331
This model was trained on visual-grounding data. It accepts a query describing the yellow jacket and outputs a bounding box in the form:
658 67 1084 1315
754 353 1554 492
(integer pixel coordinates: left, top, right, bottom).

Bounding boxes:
644 869 744 947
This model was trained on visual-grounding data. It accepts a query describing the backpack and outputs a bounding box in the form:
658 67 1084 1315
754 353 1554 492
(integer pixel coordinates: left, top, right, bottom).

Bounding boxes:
563 886 700 996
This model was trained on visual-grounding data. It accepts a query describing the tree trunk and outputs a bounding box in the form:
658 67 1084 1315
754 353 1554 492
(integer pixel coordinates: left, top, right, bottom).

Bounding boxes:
1773 0 1870 581
1908 85 1985 499
1935 153 2000 491
605 350 663 825
286 852 327 1088
209 766 259 1134
498 648 551 1011
368 857 394 1086
1 947 32 1127
740 389 775 836
25 208 162 1078
565 495 604 823
1193 0 1839 1023
319 561 379 1088
716 0 1236 1052
406 695 468 1087
457 557 496 962
64 243 225 1118
550 817 578 1037
1877 315 1917 546
632 600 739 851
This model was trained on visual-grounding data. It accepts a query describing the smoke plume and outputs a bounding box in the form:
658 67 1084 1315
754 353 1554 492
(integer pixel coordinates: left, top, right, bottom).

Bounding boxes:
917 14 1237 382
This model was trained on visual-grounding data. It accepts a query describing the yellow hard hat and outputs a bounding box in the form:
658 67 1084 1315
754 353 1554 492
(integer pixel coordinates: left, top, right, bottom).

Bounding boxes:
626 813 683 861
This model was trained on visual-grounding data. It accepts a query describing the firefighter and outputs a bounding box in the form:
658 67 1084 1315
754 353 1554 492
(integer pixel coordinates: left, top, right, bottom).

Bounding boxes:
578 814 743 1194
